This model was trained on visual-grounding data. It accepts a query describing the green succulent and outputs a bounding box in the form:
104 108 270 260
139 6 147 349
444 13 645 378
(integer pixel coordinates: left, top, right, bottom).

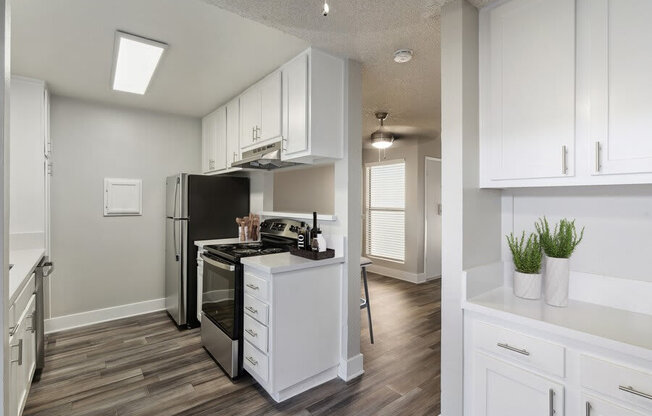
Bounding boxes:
535 217 585 259
506 231 542 274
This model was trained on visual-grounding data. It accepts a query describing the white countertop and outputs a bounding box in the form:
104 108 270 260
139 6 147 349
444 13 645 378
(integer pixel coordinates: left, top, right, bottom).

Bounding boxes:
9 248 45 304
241 252 345 274
464 286 652 361
194 237 257 248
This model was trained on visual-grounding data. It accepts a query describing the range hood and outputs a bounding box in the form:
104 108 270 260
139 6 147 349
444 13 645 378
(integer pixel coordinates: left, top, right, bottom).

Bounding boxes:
232 140 300 170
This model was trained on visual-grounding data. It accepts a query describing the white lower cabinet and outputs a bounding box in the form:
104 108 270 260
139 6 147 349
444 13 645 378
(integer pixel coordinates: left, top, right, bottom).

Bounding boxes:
473 352 564 416
9 294 37 416
583 394 647 416
241 263 341 402
466 317 652 416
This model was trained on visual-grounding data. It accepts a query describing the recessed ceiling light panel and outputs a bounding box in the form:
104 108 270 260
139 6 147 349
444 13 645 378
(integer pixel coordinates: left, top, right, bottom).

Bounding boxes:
393 49 413 63
111 31 167 95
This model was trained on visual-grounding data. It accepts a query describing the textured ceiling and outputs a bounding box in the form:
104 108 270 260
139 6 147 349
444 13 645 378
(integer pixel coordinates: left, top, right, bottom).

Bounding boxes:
11 0 308 117
203 0 492 144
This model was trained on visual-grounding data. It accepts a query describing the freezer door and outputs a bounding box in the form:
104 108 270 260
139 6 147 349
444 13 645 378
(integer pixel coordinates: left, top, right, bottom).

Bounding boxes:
165 217 187 326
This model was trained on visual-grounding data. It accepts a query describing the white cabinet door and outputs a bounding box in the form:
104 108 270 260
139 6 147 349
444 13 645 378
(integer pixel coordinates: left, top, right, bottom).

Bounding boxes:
583 394 646 416
482 0 576 181
226 98 240 168
283 53 309 156
259 71 282 143
201 112 216 173
214 106 227 171
240 87 260 149
473 353 564 416
589 0 652 175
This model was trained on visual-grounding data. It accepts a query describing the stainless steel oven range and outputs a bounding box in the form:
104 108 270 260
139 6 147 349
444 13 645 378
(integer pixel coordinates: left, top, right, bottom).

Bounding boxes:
199 218 302 379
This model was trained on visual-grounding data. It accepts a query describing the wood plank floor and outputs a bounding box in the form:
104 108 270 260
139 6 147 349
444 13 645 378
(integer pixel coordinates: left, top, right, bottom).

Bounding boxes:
24 273 441 416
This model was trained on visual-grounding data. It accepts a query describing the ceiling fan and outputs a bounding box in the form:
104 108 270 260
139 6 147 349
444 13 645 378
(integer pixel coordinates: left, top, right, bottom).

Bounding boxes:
370 112 395 149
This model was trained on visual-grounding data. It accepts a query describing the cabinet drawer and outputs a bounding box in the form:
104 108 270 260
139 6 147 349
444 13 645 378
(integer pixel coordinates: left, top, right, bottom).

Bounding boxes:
244 340 268 382
581 355 652 412
474 321 565 378
244 272 269 302
244 294 269 325
244 314 268 353
11 273 35 330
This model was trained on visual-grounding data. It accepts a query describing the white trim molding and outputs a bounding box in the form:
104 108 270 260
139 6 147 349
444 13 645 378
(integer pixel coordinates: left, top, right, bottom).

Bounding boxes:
45 298 165 334
338 353 364 381
367 264 432 284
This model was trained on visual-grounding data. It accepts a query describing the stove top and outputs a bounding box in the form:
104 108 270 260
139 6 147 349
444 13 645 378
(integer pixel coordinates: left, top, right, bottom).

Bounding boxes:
204 241 290 262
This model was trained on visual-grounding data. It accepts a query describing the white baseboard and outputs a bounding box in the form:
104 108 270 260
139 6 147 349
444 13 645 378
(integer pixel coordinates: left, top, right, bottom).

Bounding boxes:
367 264 429 284
45 298 166 334
338 353 364 381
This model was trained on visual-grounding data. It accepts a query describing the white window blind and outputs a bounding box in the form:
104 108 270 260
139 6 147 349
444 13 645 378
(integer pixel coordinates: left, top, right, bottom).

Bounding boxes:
366 161 405 262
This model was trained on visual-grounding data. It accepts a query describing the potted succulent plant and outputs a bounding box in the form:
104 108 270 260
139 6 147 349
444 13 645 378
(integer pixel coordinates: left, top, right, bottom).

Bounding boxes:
506 231 543 300
535 217 584 307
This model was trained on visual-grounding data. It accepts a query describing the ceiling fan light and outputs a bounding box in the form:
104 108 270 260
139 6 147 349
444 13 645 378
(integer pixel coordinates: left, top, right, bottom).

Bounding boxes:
372 139 393 149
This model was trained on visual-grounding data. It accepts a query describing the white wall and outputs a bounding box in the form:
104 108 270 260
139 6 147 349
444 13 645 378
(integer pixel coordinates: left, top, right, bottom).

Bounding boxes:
505 185 652 283
441 1 502 415
48 95 201 319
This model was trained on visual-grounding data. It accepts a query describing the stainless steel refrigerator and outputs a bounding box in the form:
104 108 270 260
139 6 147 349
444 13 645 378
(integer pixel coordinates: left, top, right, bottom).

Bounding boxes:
165 173 249 328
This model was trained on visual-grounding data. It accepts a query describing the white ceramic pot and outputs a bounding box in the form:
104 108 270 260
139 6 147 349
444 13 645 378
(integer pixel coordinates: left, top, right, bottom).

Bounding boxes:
544 256 570 307
513 271 542 300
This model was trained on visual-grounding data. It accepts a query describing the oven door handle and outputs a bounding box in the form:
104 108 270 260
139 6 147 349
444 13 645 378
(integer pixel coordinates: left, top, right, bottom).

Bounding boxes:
200 254 236 272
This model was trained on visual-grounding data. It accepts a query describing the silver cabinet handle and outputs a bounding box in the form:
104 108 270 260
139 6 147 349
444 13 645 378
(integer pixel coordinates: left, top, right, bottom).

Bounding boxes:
245 329 258 337
245 306 258 314
233 152 237 163
585 401 591 416
10 339 23 365
252 127 256 141
561 145 568 175
246 356 258 366
619 385 652 401
595 141 601 172
9 325 17 336
246 283 259 290
255 126 261 140
497 342 530 356
26 314 35 333
549 389 555 416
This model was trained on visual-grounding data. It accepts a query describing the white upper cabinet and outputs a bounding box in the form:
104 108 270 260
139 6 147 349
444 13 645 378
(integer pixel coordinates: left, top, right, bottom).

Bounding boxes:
281 48 344 162
259 71 282 143
480 0 576 183
239 70 282 149
589 0 652 176
201 106 226 173
226 98 240 169
480 0 652 187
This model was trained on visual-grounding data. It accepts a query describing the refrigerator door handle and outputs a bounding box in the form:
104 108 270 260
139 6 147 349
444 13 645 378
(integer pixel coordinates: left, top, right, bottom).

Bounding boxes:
173 177 180 261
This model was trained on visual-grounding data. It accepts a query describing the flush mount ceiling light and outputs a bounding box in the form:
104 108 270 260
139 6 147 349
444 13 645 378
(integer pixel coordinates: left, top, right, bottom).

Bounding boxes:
322 0 330 16
393 49 413 63
371 112 395 149
111 31 167 95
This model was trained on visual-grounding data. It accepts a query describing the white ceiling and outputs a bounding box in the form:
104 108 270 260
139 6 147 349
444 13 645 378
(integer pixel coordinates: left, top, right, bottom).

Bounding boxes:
11 0 309 117
202 0 490 142
12 0 492 143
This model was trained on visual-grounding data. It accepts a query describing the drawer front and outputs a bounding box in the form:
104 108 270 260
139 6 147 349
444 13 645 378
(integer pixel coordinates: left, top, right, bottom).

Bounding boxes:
244 294 269 325
12 273 36 328
244 340 269 382
474 320 565 378
244 272 269 302
581 355 652 412
243 314 269 353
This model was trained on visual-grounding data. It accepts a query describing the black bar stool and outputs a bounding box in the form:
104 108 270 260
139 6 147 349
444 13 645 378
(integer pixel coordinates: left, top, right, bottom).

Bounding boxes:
360 257 374 344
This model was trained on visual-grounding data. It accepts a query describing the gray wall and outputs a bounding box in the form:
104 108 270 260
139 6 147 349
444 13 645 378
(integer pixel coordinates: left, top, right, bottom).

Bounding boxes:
362 136 440 276
48 96 200 318
273 164 334 214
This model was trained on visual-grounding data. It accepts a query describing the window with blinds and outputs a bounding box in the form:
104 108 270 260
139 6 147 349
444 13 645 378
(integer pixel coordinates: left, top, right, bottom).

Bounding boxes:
365 160 405 262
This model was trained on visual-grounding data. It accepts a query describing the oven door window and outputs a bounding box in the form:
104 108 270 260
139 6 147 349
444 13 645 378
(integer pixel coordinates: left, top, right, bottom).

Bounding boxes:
201 254 238 339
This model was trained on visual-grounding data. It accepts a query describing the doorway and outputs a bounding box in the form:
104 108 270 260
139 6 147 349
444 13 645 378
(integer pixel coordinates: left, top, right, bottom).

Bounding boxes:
424 157 442 279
